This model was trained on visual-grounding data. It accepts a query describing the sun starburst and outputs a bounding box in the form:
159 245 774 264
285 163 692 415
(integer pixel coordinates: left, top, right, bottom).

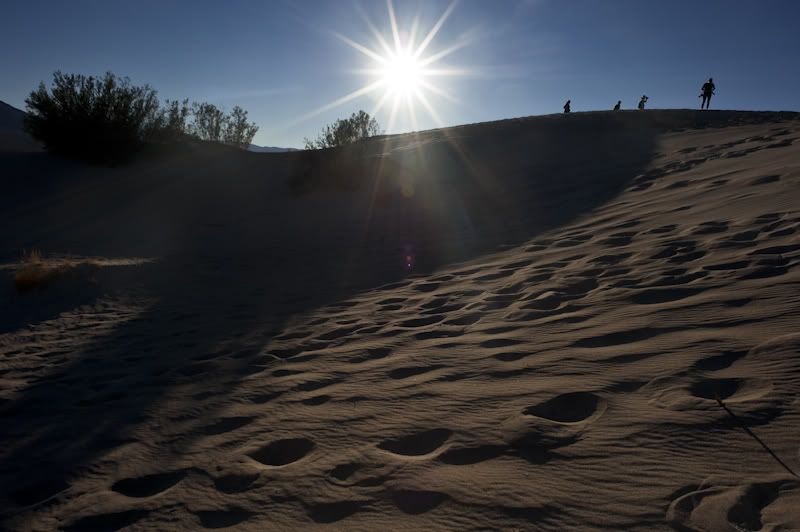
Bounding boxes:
300 0 467 133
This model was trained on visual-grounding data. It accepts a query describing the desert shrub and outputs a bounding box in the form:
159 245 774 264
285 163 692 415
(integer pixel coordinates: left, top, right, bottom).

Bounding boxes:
222 105 259 149
304 110 381 150
191 102 227 142
24 71 260 163
191 102 258 149
25 72 161 163
150 98 192 143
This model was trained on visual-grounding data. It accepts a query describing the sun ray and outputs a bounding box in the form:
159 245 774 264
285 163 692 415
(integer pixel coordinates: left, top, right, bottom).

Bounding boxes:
407 91 419 132
418 79 458 103
335 33 388 64
418 38 470 67
412 87 445 127
358 6 395 58
413 0 458 59
296 80 385 124
420 67 472 77
386 0 403 53
370 89 393 118
387 95 401 133
407 16 420 55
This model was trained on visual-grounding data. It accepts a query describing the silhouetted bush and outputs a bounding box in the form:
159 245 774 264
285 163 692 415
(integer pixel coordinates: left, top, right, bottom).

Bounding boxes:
191 102 258 149
24 71 260 164
222 105 259 149
25 72 161 163
304 110 381 150
151 98 192 143
191 102 226 143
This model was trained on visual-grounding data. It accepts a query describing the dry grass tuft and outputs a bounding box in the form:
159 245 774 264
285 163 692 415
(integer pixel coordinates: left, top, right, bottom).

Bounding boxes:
13 250 103 293
14 249 61 292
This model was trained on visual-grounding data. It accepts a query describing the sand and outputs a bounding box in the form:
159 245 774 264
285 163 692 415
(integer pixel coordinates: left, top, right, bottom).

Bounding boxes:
1 110 800 530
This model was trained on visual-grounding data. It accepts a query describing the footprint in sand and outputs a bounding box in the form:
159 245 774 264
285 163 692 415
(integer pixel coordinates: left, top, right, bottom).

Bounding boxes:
667 480 800 531
391 490 449 515
692 350 748 371
648 224 678 234
749 174 781 186
295 378 340 392
444 313 481 326
329 463 362 481
307 501 368 523
687 377 772 403
201 416 255 436
213 472 259 494
502 392 607 456
378 428 451 457
599 232 636 247
65 510 149 532
523 392 606 424
648 375 773 410
248 438 315 466
195 508 253 529
739 264 790 280
692 220 728 235
480 338 523 349
474 270 515 282
437 444 507 465
399 315 445 328
111 470 187 498
347 347 392 364
389 365 446 380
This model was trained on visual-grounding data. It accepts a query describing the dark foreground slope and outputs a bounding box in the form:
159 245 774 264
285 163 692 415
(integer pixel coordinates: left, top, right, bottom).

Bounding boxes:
1 110 800 530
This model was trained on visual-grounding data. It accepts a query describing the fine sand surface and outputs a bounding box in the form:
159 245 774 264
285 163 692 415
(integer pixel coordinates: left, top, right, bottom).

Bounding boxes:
1 110 800 530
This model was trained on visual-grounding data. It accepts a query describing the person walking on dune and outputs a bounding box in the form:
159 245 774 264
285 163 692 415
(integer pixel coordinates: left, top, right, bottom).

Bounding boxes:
700 77 715 109
613 100 621 111
638 95 648 110
563 99 571 113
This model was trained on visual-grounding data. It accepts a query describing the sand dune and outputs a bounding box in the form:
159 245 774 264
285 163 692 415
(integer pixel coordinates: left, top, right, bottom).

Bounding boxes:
1 110 800 530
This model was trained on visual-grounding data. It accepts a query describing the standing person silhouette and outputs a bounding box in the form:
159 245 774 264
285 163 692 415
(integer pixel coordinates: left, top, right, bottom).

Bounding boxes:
638 95 648 110
701 78 715 109
563 100 571 113
613 100 621 111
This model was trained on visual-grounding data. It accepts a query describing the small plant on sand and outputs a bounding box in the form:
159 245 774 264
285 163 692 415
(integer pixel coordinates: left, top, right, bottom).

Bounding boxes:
13 250 103 293
14 249 59 292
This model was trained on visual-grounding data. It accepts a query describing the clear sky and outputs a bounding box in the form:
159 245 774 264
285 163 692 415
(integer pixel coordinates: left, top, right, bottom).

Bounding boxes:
1 0 798 148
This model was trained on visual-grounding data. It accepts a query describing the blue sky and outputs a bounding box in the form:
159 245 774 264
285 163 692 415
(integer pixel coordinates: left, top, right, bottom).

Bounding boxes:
1 0 798 148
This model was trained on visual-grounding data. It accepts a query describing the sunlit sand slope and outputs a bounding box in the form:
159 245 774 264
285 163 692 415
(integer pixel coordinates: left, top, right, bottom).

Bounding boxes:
1 110 800 530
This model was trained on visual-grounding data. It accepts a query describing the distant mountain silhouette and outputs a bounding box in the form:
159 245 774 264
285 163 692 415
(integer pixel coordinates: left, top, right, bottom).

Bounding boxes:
0 100 26 129
247 144 298 153
0 100 41 152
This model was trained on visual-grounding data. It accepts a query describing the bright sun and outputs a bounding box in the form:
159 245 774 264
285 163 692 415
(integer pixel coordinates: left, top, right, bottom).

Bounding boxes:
381 52 424 96
300 0 467 132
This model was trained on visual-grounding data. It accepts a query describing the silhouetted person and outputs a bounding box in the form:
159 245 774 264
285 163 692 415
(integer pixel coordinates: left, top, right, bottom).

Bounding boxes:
563 99 571 113
638 95 648 110
701 77 715 109
613 100 621 111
